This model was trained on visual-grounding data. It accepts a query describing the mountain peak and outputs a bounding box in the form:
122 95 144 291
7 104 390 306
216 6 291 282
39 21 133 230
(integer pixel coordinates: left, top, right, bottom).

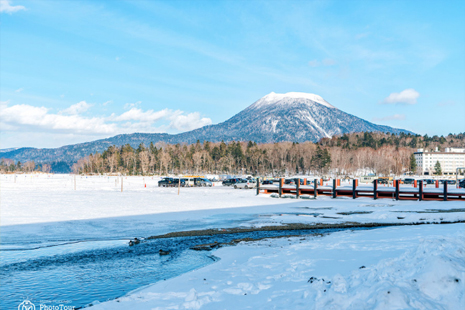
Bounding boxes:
258 92 336 109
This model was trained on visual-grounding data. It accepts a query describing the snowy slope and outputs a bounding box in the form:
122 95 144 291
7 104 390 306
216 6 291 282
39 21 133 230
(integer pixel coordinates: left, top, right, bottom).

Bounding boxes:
181 92 412 144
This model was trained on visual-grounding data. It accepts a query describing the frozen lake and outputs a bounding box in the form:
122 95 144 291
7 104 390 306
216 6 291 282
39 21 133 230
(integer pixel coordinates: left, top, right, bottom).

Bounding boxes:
1 174 464 309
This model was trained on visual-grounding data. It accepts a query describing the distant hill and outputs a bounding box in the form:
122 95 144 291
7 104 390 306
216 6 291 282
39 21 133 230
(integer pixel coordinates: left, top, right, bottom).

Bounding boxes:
1 92 413 172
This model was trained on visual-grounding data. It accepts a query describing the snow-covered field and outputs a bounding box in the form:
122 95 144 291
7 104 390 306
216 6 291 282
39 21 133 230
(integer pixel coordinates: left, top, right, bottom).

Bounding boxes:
1 174 464 309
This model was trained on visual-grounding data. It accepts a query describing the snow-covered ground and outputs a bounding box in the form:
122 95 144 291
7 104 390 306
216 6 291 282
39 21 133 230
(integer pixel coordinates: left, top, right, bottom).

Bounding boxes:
91 223 465 310
1 174 464 309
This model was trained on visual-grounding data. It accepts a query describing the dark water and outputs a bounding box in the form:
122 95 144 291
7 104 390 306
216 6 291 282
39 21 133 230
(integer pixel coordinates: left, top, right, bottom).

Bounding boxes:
0 227 375 309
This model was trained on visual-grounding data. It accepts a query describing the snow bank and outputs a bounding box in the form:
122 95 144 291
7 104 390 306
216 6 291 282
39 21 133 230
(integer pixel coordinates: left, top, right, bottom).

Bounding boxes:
90 224 465 310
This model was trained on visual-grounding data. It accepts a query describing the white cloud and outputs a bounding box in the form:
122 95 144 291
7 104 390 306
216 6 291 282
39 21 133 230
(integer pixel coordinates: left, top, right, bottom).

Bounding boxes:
60 101 92 115
168 111 212 131
102 100 112 106
124 101 141 110
0 101 212 141
382 89 419 105
0 0 25 13
372 114 405 121
0 103 116 134
15 88 24 93
112 108 170 122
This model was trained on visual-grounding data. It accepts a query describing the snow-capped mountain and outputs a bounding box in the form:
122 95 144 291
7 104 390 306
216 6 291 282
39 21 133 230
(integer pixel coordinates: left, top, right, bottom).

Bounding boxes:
181 91 410 143
1 92 412 169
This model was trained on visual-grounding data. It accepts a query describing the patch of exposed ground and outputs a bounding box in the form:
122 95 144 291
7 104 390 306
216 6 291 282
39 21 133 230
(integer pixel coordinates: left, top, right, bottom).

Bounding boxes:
146 220 465 240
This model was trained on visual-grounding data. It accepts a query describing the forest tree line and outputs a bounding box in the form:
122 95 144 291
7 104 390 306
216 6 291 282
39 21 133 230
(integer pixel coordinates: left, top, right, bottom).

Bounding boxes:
69 132 465 176
1 132 464 176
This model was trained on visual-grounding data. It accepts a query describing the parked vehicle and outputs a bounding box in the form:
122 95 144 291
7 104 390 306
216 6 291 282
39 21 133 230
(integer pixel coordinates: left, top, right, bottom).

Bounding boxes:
459 179 465 188
234 179 255 189
172 178 186 187
182 178 195 187
423 179 435 185
222 178 241 186
378 177 392 184
402 178 415 185
284 178 306 185
261 180 274 185
439 179 456 185
194 177 213 187
360 175 378 183
158 177 174 187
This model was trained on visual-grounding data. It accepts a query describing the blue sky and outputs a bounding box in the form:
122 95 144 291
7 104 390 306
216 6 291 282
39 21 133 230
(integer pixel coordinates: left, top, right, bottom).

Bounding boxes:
1 0 464 148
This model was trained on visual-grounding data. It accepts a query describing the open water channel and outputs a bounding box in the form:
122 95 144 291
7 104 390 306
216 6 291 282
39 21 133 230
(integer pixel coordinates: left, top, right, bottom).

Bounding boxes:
0 227 377 309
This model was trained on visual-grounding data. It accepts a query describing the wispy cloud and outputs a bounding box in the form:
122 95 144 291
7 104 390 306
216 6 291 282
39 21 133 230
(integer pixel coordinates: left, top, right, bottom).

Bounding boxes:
15 88 24 93
60 101 92 115
381 89 419 105
372 114 405 122
308 58 337 67
437 100 455 107
355 32 370 40
308 60 319 67
322 58 336 66
0 0 25 13
124 101 141 110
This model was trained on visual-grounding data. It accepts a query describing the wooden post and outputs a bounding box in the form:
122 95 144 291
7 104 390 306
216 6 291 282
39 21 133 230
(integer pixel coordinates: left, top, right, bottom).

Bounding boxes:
435 180 439 188
320 178 323 186
74 175 76 190
256 177 260 195
444 181 447 201
352 178 357 199
419 180 423 201
314 178 318 198
178 178 181 195
395 180 400 200
303 178 307 186
414 180 417 188
332 179 337 198
337 179 341 186
279 178 283 197
373 179 378 200
295 178 300 198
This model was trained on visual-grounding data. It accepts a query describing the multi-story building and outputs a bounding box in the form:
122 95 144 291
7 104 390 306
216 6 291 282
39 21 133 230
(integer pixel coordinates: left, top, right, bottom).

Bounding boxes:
414 147 465 176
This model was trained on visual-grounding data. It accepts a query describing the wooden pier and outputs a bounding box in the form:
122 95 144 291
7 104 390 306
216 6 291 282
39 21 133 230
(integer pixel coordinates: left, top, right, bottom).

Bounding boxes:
257 179 465 201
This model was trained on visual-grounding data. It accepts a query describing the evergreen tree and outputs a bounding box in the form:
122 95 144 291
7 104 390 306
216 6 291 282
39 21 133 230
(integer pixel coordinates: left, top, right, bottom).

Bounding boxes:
409 153 417 173
434 161 442 175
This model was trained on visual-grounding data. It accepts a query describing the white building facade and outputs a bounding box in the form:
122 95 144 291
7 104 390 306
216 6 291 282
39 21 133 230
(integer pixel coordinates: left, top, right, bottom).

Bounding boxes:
414 147 465 176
